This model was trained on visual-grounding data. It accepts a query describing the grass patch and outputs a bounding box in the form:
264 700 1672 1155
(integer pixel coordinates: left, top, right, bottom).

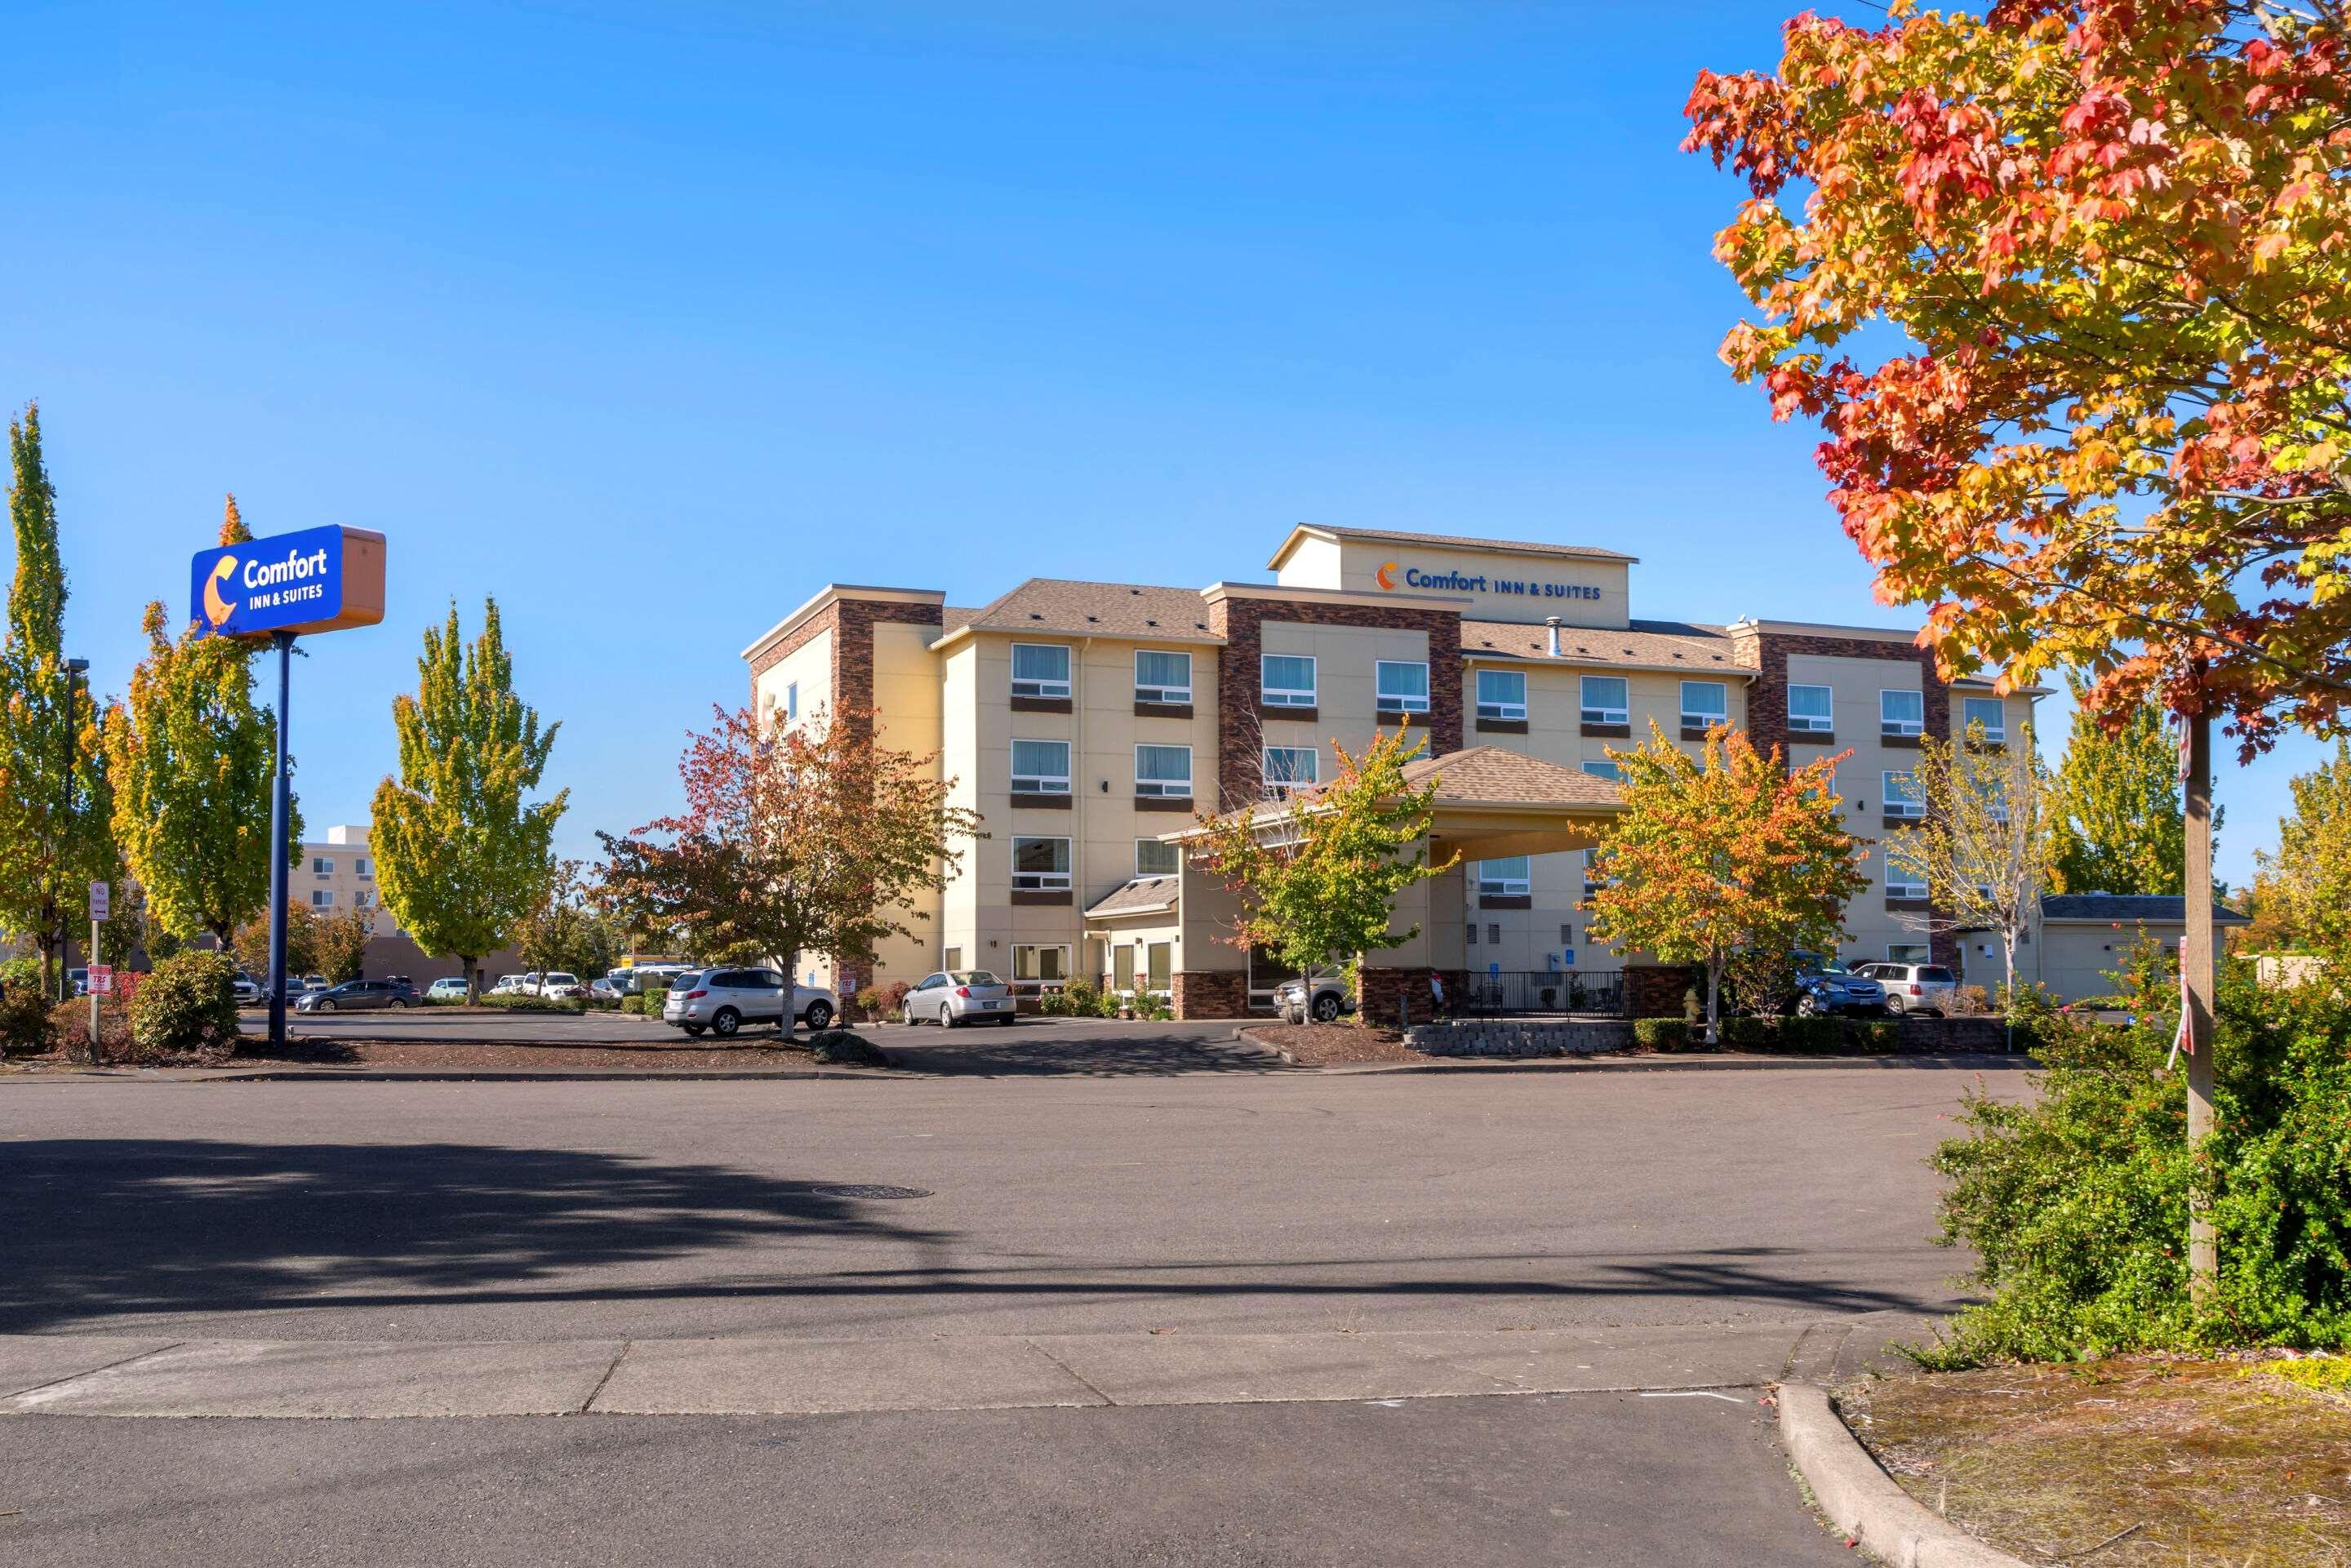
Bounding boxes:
1842 1355 2351 1566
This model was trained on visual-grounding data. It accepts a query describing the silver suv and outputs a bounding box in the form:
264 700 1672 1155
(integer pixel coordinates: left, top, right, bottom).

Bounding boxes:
663 967 838 1037
1860 962 1958 1016
1274 970 1353 1024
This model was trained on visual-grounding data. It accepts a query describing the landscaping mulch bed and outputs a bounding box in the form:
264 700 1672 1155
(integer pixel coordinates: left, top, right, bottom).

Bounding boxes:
3 1033 878 1073
1839 1354 2351 1566
1242 1023 1423 1066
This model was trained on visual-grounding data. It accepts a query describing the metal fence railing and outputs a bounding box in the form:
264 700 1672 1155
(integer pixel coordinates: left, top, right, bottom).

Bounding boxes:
1457 970 1625 1018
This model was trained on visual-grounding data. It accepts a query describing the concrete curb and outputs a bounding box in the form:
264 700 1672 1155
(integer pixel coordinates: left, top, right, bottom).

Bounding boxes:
1777 1380 2030 1568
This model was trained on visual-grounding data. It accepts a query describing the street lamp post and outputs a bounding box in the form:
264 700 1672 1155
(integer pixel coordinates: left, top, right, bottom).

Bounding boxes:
60 657 90 1004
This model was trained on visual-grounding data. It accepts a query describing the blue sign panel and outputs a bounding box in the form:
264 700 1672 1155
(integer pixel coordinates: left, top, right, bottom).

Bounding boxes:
190 526 385 639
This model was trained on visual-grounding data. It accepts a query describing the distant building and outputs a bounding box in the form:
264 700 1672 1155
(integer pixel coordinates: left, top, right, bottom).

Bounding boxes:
1958 894 2251 1004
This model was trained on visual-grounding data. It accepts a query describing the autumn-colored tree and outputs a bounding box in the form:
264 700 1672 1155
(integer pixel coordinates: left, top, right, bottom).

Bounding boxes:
0 405 118 997
1585 724 1868 1046
2046 678 2188 896
2251 740 2351 960
1686 0 2351 1292
106 496 300 948
1190 726 1455 1018
311 904 374 984
514 858 601 980
233 903 319 982
1884 722 2055 1011
598 704 979 994
371 601 567 1002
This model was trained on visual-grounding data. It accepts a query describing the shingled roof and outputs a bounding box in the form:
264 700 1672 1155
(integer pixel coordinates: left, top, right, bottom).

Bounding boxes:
1083 875 1181 920
1460 617 1751 672
943 580 1218 642
1398 747 1623 808
2039 895 2250 926
1273 525 1636 566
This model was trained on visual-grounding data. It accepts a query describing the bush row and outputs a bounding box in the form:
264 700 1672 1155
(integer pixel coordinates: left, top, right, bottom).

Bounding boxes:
1039 979 1172 1019
1631 1015 1904 1054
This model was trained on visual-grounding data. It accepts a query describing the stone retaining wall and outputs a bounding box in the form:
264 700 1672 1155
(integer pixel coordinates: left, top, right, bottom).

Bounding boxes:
1406 1019 1635 1058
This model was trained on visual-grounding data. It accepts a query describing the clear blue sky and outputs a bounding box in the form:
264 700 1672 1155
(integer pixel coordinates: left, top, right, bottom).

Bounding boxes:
7 2 2323 886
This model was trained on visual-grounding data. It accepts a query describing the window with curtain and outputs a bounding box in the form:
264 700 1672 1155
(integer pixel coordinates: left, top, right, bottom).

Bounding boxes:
1011 643 1071 699
1476 668 1527 720
1134 744 1193 797
1260 654 1317 707
1882 771 1925 817
1263 746 1318 795
1135 650 1192 703
1011 837 1072 891
1680 681 1727 728
1580 676 1628 724
1962 696 2006 744
1136 838 1180 877
1011 739 1070 793
1477 856 1531 896
1375 660 1430 713
1881 689 1926 736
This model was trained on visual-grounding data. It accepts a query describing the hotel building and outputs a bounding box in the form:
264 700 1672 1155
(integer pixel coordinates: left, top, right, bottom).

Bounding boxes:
741 525 2038 1017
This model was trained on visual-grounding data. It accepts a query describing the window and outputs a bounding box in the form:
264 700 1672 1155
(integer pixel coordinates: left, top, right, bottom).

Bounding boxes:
353 857 373 878
784 682 799 721
1011 739 1071 795
1487 923 1502 945
1887 871 1929 899
1476 668 1527 721
353 890 375 908
1580 759 1621 783
1888 944 1931 963
1789 684 1834 734
1146 942 1171 992
1134 744 1193 798
1264 745 1318 797
1881 688 1925 737
1260 654 1317 708
943 947 962 973
1113 944 1136 990
1136 838 1180 877
1581 851 1602 895
1580 676 1629 726
1984 778 2011 824
1921 966 1955 984
1135 650 1192 704
1375 660 1430 715
311 857 334 876
1477 856 1531 897
1962 696 2005 744
1882 771 1925 819
1681 681 1727 731
1560 924 1574 945
1465 922 1477 946
1011 643 1071 700
1011 836 1072 891
310 890 334 908
1011 944 1070 983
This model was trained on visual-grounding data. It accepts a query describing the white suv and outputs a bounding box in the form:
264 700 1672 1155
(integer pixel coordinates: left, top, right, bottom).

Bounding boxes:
1862 962 1959 1016
663 968 838 1038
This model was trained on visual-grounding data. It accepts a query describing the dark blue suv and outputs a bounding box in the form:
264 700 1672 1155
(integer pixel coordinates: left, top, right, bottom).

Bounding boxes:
1792 954 1887 1016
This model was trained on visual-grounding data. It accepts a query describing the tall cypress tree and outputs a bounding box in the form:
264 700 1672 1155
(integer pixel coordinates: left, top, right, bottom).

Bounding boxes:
106 496 301 948
0 403 118 992
2047 674 2189 897
370 599 567 999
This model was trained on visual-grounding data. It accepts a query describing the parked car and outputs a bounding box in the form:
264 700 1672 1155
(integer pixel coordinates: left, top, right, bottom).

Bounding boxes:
662 968 837 1037
426 977 469 1002
589 976 623 1002
618 963 696 995
1791 955 1887 1016
536 971 585 999
297 974 331 993
232 973 264 1005
1860 962 1958 1016
900 970 1016 1027
67 968 88 996
1273 971 1353 1024
295 978 424 1013
490 973 539 997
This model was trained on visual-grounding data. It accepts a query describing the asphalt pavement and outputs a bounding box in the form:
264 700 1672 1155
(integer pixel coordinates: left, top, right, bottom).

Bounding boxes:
0 1060 2030 1563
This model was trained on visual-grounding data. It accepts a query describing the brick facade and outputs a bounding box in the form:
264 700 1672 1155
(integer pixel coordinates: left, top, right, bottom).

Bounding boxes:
1172 969 1251 1020
746 593 944 996
1732 626 1960 969
1626 963 1706 1019
1356 965 1470 1030
1206 597 1464 811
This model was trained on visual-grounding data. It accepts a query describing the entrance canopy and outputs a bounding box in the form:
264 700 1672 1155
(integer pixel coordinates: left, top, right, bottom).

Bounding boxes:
1171 745 1622 859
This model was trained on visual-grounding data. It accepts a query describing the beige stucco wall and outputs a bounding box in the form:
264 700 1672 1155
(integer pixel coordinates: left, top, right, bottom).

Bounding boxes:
858 620 949 990
2033 922 2178 1002
1256 621 1434 770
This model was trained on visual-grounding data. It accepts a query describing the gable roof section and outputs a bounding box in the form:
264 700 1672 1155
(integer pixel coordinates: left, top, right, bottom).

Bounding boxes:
1083 876 1180 920
1398 746 1622 809
940 579 1219 643
1268 524 1638 571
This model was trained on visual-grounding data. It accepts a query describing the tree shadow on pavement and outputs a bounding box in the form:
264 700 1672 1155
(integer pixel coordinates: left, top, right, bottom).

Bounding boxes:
0 1139 953 1335
879 1025 1288 1077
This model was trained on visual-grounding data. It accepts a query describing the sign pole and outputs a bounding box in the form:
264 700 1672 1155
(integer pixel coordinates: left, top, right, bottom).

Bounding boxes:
88 916 100 1061
268 631 294 1051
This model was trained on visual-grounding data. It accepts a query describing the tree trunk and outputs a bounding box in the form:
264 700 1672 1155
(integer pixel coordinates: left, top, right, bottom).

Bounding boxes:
463 957 481 1005
1704 953 1722 1046
2182 708 2217 1304
2001 934 2017 1054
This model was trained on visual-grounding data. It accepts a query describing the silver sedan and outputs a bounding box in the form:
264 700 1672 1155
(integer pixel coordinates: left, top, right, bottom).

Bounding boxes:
900 971 1017 1027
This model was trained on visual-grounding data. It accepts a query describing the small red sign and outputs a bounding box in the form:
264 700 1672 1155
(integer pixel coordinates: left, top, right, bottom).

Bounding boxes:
87 965 113 995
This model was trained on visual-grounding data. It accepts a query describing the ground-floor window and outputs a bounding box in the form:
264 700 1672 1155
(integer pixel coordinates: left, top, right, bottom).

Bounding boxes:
1013 944 1070 983
1147 942 1172 992
1887 944 1930 963
943 947 962 972
1113 944 1136 990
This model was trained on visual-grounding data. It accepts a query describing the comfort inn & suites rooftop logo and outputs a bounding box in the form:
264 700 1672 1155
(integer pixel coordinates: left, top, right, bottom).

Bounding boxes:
189 524 389 640
1375 560 1398 590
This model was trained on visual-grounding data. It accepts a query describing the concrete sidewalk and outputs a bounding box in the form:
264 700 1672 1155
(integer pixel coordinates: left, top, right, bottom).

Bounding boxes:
0 1317 1935 1419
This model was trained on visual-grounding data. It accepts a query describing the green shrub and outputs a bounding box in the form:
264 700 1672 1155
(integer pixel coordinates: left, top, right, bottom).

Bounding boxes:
1138 992 1173 1021
1038 988 1073 1016
1778 1015 1847 1053
1633 1019 1696 1052
620 994 647 1015
1920 958 2351 1366
478 993 585 1014
1720 1015 1773 1049
1061 979 1101 1015
0 956 56 1055
128 951 241 1059
642 986 669 1013
1848 1018 1904 1053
